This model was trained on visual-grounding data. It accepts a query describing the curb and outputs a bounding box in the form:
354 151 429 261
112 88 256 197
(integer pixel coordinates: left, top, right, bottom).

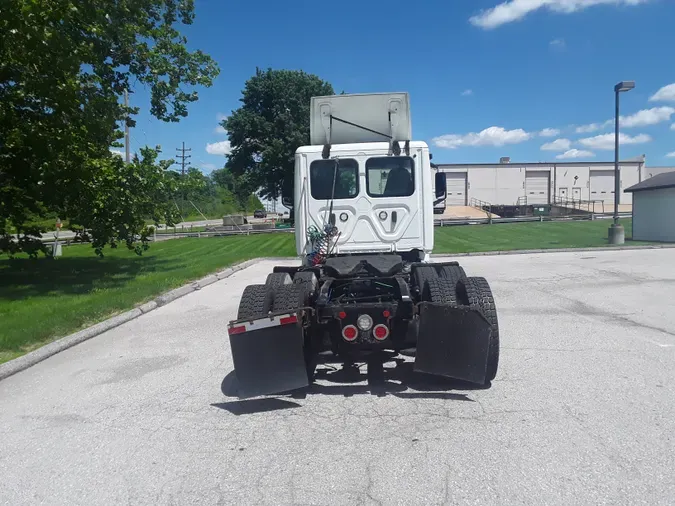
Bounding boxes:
430 243 675 258
0 258 262 382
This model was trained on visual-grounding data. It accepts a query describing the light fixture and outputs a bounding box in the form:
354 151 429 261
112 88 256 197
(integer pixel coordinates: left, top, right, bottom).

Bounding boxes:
356 314 373 332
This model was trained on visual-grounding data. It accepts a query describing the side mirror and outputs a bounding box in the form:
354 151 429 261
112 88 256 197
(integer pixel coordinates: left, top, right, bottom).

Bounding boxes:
435 171 446 199
281 183 293 208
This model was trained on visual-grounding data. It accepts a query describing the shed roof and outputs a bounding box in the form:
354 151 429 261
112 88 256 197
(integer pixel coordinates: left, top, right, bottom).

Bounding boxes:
625 171 675 193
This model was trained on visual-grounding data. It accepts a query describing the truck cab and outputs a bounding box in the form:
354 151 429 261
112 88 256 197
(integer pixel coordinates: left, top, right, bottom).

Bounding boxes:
287 92 446 264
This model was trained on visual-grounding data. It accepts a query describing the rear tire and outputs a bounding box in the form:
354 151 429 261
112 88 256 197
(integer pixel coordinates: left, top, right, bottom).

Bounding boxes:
266 272 292 287
457 276 500 383
271 282 317 381
237 284 274 320
415 265 459 305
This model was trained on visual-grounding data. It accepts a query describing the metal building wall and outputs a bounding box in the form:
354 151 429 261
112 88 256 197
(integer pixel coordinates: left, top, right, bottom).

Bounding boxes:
632 188 675 242
438 162 642 207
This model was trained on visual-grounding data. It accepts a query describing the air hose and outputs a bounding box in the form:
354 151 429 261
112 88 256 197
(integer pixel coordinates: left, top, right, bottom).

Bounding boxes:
307 224 339 265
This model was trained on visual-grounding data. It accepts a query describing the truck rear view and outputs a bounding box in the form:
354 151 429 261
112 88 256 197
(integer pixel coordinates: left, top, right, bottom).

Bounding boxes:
227 92 500 398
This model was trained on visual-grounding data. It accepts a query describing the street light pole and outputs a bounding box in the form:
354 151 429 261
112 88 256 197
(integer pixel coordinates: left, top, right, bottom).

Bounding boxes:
613 88 620 225
608 80 635 245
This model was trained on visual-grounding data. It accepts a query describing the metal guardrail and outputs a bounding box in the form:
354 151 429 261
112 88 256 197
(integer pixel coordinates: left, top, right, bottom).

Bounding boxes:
434 212 631 227
35 211 633 246
551 195 606 214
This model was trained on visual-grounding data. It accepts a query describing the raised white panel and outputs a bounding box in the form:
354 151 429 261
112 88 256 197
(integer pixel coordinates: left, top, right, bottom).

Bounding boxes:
310 93 412 145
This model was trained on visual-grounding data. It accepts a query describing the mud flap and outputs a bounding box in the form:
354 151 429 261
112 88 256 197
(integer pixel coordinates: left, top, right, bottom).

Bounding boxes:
228 313 309 398
413 302 492 385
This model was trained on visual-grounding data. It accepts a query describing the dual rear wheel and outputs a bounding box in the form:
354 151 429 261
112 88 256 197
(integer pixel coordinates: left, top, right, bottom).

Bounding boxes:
413 263 500 383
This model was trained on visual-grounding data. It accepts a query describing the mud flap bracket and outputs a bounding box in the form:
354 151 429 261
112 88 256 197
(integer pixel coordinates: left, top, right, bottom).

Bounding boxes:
413 302 492 385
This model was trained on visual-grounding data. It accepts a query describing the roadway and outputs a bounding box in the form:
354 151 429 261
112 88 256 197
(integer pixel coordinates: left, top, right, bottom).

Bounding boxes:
1 250 674 505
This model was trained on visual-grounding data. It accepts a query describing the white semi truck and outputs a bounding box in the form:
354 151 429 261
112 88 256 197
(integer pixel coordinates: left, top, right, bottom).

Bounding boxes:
227 92 499 398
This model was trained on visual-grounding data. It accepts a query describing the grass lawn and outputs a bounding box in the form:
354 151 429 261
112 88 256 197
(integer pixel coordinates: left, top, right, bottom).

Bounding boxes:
434 217 645 252
0 217 646 363
0 233 295 364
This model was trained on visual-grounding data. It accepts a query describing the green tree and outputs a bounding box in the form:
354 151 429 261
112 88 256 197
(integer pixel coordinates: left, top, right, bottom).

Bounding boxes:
211 167 259 212
0 0 219 255
222 68 335 201
68 146 183 256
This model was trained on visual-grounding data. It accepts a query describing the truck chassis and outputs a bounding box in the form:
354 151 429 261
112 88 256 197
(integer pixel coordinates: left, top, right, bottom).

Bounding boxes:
227 253 499 398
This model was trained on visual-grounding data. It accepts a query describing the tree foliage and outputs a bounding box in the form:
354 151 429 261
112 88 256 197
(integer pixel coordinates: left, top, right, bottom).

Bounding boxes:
210 167 260 212
0 0 219 256
223 68 335 201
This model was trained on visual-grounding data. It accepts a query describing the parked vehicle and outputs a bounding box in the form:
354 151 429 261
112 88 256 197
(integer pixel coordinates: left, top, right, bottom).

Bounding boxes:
227 92 499 398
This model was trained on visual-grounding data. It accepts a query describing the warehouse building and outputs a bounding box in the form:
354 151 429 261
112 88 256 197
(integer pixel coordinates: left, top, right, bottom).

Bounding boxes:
435 157 646 209
625 172 675 243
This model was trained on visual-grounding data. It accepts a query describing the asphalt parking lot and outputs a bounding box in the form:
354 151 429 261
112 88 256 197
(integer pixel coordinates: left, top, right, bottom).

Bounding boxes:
1 249 674 505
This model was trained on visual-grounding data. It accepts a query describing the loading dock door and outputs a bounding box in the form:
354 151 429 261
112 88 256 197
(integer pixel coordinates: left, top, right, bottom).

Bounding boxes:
445 172 467 205
525 171 550 204
590 170 615 204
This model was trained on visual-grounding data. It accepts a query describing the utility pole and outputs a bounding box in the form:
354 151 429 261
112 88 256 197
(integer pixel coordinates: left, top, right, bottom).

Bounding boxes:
176 142 192 176
175 142 192 216
124 89 131 163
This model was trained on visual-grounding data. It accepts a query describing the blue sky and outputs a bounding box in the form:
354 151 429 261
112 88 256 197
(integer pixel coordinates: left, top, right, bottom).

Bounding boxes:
121 0 675 179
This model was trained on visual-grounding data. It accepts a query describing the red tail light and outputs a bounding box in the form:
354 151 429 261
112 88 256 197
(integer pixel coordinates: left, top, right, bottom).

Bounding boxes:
373 324 389 341
342 325 358 342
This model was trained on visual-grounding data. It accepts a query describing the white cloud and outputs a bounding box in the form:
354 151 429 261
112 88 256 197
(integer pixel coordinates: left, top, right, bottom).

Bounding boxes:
671 123 675 131
469 0 648 29
539 128 561 137
666 152 675 158
649 83 675 103
572 107 673 135
110 148 124 157
549 38 566 50
432 126 532 149
556 149 595 159
575 123 604 134
578 132 652 150
215 113 228 134
461 89 473 96
541 138 571 151
206 140 232 156
619 107 675 127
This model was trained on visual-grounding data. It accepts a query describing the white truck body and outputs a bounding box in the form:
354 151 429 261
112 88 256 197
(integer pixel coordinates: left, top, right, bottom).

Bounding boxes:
293 141 434 259
293 92 435 261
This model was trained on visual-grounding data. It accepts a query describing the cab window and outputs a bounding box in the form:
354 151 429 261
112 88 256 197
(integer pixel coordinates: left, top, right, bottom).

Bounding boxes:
310 159 359 200
366 156 415 197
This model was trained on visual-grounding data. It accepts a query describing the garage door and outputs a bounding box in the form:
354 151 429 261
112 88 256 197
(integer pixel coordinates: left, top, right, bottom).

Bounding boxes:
445 172 467 205
590 170 615 204
525 171 550 204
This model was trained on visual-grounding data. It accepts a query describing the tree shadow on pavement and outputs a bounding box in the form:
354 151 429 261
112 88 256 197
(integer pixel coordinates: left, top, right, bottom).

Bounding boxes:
216 354 491 414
